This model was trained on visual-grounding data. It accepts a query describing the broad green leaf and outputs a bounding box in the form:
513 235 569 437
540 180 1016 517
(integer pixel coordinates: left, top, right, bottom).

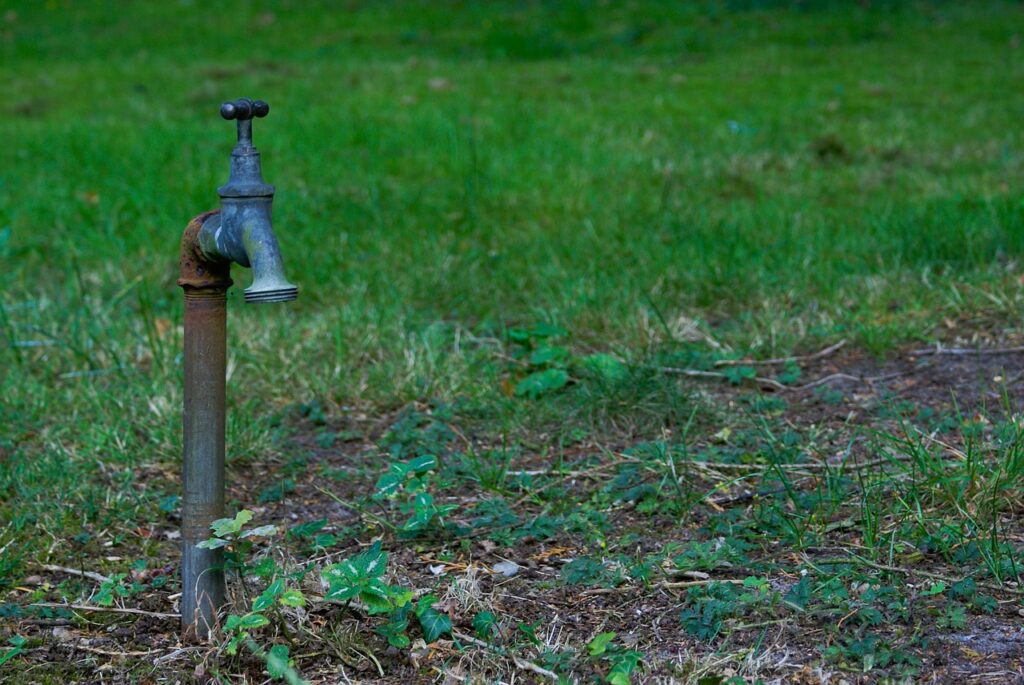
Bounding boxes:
528 323 567 340
94 587 114 606
472 611 497 639
390 587 414 608
211 510 253 537
197 537 230 550
415 597 452 643
237 612 270 629
582 353 628 382
225 633 244 655
528 345 568 366
0 635 25 667
240 524 278 539
608 650 643 685
324 581 359 602
253 579 285 611
407 454 438 473
352 541 387 577
266 644 290 678
375 472 404 497
384 631 410 648
279 589 305 607
514 368 569 399
361 590 394 614
587 631 616 656
378 607 411 648
783 575 810 611
314 533 337 548
288 519 328 538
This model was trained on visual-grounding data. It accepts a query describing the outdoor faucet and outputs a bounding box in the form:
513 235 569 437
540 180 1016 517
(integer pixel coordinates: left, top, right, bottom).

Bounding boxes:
196 98 298 303
177 98 297 639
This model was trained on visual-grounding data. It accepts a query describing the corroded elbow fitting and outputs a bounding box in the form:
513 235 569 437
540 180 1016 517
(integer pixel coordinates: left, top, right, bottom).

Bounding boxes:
193 98 298 304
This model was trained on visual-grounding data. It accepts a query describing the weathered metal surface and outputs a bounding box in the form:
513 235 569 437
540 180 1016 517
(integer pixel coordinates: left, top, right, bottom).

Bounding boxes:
180 285 227 639
178 210 232 291
198 97 297 304
177 99 298 639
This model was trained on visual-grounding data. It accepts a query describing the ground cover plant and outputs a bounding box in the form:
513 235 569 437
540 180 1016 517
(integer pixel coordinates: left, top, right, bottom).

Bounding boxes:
1 0 1024 682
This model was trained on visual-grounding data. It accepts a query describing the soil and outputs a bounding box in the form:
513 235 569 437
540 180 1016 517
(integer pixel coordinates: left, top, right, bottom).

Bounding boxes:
5 343 1024 684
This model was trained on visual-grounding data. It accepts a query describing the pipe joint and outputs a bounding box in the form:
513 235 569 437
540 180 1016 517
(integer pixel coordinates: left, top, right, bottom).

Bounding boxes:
178 211 233 292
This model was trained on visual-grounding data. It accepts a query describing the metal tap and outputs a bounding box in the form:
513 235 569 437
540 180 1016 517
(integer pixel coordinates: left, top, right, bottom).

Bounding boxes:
177 98 298 639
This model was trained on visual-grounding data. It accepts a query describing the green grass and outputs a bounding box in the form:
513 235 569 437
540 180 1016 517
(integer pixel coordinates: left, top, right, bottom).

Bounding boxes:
2 1 1024 682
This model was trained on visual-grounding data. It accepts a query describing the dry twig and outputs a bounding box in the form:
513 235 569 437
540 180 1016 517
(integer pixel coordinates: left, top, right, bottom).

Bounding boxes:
31 602 180 619
912 345 1024 357
451 630 559 681
39 565 111 584
714 340 847 367
804 556 1024 597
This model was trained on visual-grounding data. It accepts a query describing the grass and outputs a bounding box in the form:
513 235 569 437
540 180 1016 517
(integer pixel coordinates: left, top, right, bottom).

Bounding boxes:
2 1 1024 682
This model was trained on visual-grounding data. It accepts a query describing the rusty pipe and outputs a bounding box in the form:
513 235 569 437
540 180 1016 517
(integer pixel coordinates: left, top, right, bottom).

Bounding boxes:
177 99 297 639
178 212 230 639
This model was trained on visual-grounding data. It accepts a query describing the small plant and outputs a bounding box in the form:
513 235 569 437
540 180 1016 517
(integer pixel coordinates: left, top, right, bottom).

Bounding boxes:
197 509 278 574
197 511 307 682
821 633 921 675
322 541 412 613
679 582 739 641
374 455 458 533
507 324 571 399
0 636 26 668
321 541 451 648
506 323 629 399
561 556 622 588
586 632 644 685
679 577 774 642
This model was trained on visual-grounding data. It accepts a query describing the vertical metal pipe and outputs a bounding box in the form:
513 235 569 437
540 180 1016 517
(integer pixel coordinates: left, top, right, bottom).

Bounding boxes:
180 287 228 638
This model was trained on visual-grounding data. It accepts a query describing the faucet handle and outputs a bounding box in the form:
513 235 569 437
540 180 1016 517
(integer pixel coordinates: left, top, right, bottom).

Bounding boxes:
220 98 269 121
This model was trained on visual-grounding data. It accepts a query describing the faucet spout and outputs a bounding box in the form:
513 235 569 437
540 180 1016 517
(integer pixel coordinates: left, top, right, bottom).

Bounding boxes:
197 205 298 304
196 98 298 304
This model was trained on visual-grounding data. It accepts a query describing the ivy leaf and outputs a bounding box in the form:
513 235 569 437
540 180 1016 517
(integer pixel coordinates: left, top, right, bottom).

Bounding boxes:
378 605 411 648
608 650 643 685
266 643 290 678
587 631 616 656
515 368 569 399
415 596 452 643
253 579 285 611
407 454 438 473
237 612 269 630
279 589 306 608
375 471 404 497
472 611 498 639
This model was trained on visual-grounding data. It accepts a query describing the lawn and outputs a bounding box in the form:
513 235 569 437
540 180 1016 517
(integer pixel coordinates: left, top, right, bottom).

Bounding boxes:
2 1 1024 682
